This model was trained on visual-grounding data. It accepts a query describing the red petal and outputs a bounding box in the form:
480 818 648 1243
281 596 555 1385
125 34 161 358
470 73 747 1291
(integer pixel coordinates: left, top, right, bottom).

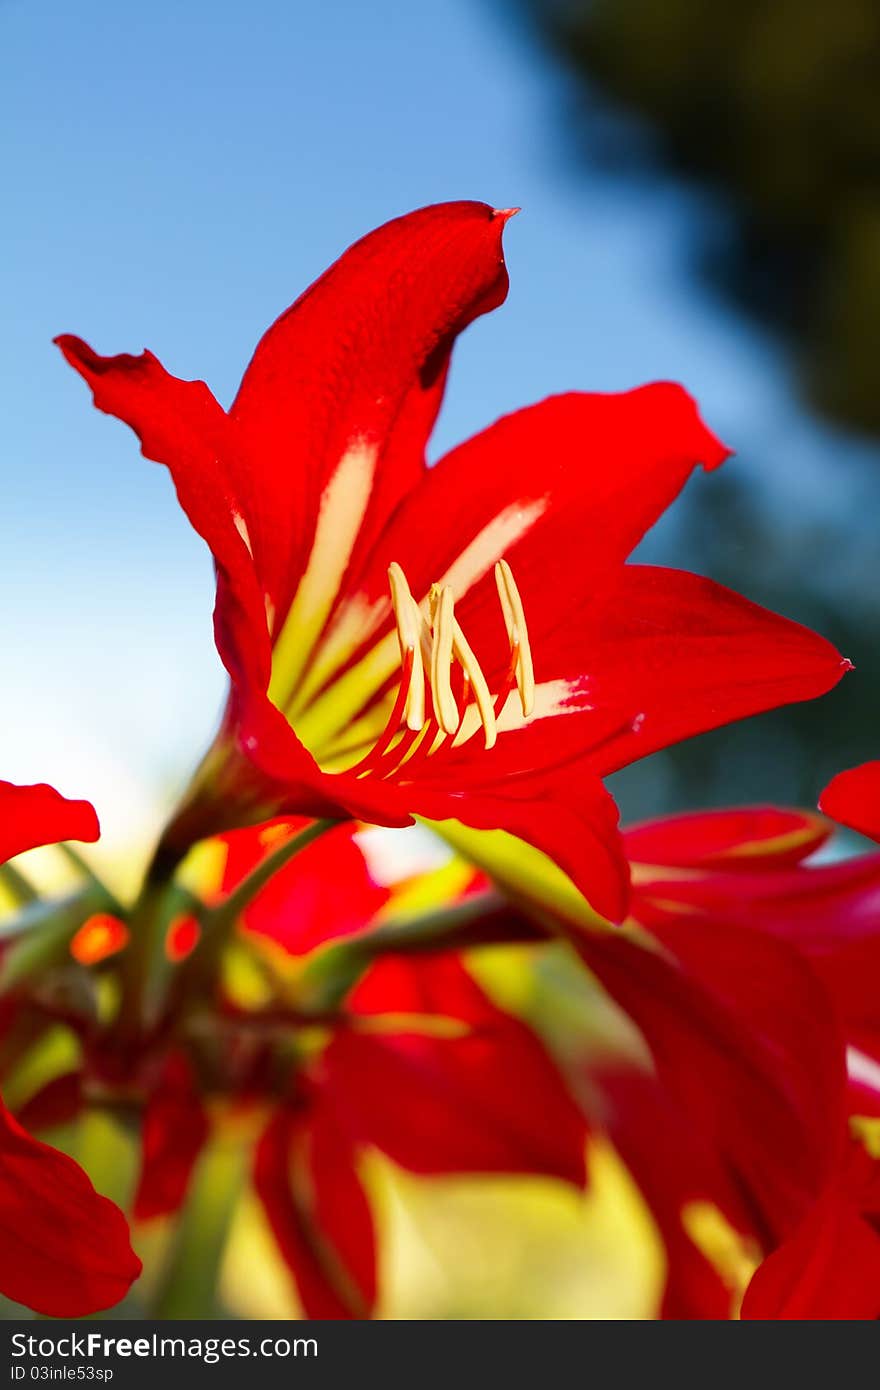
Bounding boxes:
0 781 99 865
411 766 630 924
578 918 846 1240
575 567 850 776
16 1072 83 1133
221 820 389 955
335 383 728 670
293 384 726 764
132 1055 209 1221
53 335 268 689
229 201 510 620
0 1099 140 1315
58 203 511 685
594 1067 754 1319
326 954 588 1185
820 761 880 844
631 846 880 1058
759 888 880 1057
227 690 630 922
253 1103 376 1320
346 948 494 1021
741 1192 880 1320
287 560 845 904
231 566 844 922
624 806 831 871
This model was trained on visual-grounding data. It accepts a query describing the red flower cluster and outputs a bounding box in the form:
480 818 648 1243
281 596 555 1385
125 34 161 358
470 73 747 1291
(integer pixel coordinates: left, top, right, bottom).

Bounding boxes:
598 792 880 1317
2 201 873 1319
123 826 589 1318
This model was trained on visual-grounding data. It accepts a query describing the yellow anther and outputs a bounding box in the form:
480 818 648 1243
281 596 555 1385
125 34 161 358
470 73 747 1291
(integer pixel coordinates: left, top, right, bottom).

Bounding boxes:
452 617 497 750
495 559 535 716
429 586 461 735
388 563 425 731
385 561 514 754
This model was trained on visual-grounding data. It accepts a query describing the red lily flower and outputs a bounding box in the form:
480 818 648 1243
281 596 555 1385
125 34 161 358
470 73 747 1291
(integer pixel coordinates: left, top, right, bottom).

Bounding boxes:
0 781 141 1316
621 801 880 1318
56 201 848 922
130 823 588 1319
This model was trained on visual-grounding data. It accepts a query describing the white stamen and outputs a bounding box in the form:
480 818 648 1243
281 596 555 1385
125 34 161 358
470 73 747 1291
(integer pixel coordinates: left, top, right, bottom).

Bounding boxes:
388 563 425 732
429 586 460 735
495 559 535 716
452 617 497 750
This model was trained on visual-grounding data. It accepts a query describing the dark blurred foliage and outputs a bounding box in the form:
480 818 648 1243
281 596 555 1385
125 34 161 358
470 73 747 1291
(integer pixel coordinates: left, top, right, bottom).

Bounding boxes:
610 469 879 822
523 0 880 433
516 0 880 819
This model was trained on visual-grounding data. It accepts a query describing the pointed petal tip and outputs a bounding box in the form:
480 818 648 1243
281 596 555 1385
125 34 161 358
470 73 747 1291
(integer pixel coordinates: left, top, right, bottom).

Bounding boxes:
53 332 78 360
639 382 732 471
53 332 88 357
698 422 733 471
710 439 735 469
818 760 880 845
492 207 521 224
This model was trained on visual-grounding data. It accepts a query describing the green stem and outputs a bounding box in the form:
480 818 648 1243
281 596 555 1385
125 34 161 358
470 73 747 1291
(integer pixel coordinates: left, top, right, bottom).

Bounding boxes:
297 891 506 1011
0 863 38 906
204 818 338 933
120 819 338 1036
56 843 122 911
115 879 201 1038
150 1133 248 1318
0 885 113 990
114 820 221 1037
178 819 339 1000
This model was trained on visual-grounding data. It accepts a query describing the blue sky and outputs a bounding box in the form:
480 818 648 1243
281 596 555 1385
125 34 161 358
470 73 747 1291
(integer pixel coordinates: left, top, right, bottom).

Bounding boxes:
2 0 872 855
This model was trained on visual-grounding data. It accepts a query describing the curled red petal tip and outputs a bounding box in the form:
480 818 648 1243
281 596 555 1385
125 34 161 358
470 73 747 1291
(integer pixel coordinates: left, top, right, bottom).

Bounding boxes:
492 206 521 222
698 424 733 471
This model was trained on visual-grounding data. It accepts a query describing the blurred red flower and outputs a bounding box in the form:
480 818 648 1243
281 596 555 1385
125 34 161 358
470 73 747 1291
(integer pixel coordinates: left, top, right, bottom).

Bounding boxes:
130 824 588 1318
0 782 141 1316
618 800 880 1319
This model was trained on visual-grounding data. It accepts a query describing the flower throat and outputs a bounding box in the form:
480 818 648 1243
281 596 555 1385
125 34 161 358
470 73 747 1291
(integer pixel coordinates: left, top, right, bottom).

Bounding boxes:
347 559 535 779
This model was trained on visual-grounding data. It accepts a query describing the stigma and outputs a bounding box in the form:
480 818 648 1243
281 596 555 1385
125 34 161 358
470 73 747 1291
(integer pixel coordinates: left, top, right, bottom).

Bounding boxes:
386 559 535 755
